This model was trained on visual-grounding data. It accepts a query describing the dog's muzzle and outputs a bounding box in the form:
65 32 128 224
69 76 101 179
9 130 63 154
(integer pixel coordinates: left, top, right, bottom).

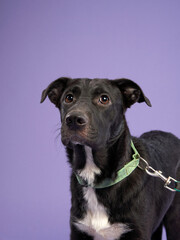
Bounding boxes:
61 111 91 146
65 111 88 130
61 111 99 147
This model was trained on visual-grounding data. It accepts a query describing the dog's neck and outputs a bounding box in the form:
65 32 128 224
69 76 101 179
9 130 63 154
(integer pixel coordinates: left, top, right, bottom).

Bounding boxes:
66 125 132 187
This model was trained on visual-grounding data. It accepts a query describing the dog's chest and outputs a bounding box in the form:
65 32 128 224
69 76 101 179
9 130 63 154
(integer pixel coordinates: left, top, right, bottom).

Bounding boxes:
75 187 129 240
74 146 130 239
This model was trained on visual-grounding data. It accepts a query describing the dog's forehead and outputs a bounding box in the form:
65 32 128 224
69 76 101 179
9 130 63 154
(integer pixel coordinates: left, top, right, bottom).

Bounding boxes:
88 79 121 97
66 78 115 93
90 78 111 89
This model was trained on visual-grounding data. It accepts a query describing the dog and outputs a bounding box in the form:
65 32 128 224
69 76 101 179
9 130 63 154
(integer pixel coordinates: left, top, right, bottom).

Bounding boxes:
41 77 180 240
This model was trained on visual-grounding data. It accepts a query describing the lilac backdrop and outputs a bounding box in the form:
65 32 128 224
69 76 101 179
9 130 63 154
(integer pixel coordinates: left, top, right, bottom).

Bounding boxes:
1 0 180 239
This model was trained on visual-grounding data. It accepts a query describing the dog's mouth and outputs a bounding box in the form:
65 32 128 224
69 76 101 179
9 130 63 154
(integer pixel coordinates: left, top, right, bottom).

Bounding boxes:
62 134 87 146
61 125 99 148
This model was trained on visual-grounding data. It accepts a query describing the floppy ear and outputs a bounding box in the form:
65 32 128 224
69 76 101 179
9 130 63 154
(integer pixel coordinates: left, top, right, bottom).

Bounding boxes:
112 78 152 108
40 77 70 106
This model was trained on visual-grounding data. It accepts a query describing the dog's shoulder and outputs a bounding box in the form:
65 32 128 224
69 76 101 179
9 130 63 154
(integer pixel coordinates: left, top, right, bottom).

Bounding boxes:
140 130 179 142
139 130 180 155
134 130 180 174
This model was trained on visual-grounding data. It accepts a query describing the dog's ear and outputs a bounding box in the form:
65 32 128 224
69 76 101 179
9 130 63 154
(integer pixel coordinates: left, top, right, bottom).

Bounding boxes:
112 78 152 108
40 77 70 106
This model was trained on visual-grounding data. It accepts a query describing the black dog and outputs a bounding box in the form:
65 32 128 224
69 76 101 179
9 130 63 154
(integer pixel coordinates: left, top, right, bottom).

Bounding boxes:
41 78 180 240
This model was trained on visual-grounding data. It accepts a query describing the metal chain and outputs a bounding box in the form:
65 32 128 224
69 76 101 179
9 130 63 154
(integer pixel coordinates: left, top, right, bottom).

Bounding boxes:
138 157 178 192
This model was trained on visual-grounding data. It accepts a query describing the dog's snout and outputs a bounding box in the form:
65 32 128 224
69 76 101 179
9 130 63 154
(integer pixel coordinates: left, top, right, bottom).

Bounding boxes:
65 112 88 129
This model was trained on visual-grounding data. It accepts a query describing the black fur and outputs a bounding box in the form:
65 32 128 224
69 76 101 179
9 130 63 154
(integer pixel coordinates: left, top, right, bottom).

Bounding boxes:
41 77 180 240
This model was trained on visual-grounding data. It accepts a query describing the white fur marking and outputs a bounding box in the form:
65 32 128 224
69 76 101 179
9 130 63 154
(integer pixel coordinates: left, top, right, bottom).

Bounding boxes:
75 146 130 239
75 187 130 240
78 146 101 185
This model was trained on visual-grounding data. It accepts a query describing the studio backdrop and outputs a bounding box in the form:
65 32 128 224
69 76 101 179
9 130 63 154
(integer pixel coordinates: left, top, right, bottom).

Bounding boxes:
0 1 180 239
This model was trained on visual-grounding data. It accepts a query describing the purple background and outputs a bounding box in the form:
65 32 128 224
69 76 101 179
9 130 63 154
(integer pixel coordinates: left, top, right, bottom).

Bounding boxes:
1 1 180 239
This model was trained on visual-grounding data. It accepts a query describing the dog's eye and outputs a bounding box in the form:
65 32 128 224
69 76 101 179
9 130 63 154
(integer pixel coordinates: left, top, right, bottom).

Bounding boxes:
99 95 109 105
65 94 74 103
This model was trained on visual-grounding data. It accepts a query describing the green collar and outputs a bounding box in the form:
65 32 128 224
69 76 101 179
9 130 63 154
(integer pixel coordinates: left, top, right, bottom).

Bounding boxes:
75 140 140 189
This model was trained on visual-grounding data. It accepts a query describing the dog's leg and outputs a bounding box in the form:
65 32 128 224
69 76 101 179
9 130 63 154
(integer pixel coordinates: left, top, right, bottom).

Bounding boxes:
163 165 180 240
151 223 163 240
163 192 180 240
70 224 93 240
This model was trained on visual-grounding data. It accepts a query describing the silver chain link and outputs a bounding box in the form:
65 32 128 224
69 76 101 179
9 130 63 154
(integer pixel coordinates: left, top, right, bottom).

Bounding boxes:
138 157 178 192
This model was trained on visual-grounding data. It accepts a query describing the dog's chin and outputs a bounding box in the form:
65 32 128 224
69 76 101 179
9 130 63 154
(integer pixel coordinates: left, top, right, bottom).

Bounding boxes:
62 135 93 148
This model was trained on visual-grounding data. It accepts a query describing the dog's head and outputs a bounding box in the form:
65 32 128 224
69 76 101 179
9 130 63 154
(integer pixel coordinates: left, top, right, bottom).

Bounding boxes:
41 78 151 149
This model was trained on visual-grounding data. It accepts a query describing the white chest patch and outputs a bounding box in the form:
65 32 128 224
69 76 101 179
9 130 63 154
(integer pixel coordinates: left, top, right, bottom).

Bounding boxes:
74 146 130 239
74 146 130 240
78 146 101 186
74 188 130 240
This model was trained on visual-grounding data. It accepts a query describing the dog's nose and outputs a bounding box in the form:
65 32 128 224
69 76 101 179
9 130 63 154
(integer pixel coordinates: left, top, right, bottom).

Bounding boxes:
65 113 87 129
